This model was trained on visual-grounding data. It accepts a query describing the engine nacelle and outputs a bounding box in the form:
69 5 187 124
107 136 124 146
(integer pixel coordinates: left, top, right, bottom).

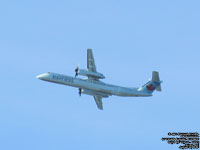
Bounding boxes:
78 69 105 79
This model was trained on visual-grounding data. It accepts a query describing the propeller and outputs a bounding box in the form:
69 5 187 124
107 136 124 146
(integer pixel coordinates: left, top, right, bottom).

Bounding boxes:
75 65 79 77
78 88 82 96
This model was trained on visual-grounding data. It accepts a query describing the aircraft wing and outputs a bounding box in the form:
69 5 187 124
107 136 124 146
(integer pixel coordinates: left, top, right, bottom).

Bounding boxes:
93 96 103 110
87 49 97 72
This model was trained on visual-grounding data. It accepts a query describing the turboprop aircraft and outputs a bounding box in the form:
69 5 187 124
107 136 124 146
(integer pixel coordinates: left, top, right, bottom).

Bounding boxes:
36 49 162 110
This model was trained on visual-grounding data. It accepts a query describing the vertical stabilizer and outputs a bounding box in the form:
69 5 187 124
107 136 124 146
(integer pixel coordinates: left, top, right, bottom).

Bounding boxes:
139 71 162 94
152 71 162 91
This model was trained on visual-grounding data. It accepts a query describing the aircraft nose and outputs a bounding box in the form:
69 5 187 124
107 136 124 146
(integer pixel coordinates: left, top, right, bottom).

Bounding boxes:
36 73 49 80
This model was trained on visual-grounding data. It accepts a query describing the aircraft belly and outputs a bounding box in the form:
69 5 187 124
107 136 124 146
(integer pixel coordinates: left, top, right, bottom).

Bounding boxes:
47 74 112 95
82 89 109 98
57 77 109 95
77 81 113 96
46 74 151 97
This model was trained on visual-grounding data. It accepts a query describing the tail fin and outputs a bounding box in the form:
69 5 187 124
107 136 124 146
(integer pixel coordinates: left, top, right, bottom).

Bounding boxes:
139 71 162 94
152 71 162 91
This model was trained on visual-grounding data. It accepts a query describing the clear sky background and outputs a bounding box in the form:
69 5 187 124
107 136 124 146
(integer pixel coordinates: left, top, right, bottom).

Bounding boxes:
0 0 199 150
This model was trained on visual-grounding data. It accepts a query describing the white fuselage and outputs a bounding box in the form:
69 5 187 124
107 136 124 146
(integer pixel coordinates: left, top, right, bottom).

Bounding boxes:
37 72 152 97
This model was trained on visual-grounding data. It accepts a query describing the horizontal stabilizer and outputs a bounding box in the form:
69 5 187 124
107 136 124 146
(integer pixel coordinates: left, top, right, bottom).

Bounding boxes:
156 85 162 91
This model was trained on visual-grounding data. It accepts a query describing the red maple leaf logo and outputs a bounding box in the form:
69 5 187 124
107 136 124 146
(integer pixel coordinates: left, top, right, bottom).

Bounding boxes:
146 84 155 91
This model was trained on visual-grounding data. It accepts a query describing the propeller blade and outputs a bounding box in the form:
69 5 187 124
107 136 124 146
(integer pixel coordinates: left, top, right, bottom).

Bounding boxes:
75 65 79 77
75 72 78 78
79 88 82 96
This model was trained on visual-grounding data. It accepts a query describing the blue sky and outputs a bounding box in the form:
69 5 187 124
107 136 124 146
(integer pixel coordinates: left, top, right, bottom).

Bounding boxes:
0 0 199 150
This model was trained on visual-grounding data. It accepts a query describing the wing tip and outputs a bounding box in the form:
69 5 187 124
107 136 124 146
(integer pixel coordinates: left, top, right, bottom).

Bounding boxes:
87 48 92 52
98 107 103 110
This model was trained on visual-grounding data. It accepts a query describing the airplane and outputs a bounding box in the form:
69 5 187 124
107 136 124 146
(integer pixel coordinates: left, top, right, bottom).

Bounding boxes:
36 49 162 110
